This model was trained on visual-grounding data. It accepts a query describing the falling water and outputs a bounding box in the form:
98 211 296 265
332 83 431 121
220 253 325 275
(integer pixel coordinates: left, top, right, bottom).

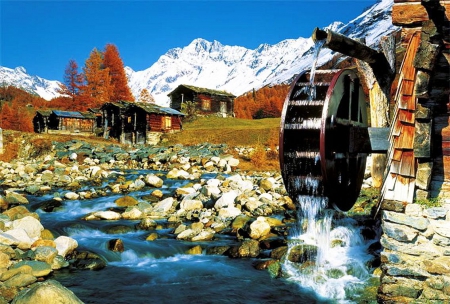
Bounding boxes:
282 39 376 302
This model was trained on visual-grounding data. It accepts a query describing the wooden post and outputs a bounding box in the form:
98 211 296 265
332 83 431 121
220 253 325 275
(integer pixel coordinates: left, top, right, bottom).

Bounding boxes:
355 35 396 188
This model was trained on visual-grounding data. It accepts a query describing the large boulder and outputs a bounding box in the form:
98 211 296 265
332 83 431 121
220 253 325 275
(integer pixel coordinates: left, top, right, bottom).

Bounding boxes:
12 279 83 304
248 217 271 240
54 236 78 257
11 216 44 239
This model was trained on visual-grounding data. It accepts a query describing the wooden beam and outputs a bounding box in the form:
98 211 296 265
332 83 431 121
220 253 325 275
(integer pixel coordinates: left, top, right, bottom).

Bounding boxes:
392 1 450 26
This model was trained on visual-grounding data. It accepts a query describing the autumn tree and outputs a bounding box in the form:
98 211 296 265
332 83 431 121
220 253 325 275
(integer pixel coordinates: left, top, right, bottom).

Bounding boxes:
81 48 112 109
58 59 84 106
103 44 134 102
138 88 155 103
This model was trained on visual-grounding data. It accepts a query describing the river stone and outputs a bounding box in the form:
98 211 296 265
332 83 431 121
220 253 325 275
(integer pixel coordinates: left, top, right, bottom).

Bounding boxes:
228 239 260 258
144 174 163 187
4 229 33 249
231 214 251 233
214 190 238 209
249 217 271 240
0 232 19 246
64 192 79 200
0 251 10 268
218 206 242 219
137 218 158 230
92 210 121 220
180 199 203 211
4 273 37 288
12 261 52 277
33 246 58 265
2 206 34 221
167 168 190 179
186 245 203 255
174 224 187 235
245 198 263 212
151 190 163 198
108 239 124 252
288 244 318 263
25 185 40 195
115 195 139 207
146 233 158 241
191 229 215 242
12 216 43 239
51 255 69 270
122 207 143 220
207 179 221 187
5 192 29 205
177 229 196 240
54 236 78 257
12 279 83 304
260 178 276 191
153 197 174 214
0 265 33 281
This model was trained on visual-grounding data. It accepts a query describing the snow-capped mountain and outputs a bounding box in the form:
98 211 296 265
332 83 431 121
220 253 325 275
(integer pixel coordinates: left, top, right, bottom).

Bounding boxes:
1 0 397 105
0 66 61 100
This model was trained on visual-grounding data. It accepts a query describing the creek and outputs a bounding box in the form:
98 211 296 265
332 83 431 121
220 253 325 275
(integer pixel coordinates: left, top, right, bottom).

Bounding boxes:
26 171 334 304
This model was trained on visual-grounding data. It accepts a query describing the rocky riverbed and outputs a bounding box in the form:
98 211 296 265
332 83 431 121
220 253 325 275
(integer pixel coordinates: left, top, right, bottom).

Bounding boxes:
0 139 380 303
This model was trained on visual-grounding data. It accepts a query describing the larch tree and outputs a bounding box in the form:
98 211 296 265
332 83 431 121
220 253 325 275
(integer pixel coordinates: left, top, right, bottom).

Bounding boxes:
103 44 134 102
82 48 112 109
58 59 84 105
138 88 155 103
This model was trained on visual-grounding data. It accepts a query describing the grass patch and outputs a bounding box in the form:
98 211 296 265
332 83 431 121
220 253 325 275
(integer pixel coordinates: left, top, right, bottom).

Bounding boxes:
415 197 442 208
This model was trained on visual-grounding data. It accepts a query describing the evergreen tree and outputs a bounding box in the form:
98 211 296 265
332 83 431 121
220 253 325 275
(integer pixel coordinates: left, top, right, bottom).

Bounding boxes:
138 88 155 103
82 48 112 108
103 44 134 102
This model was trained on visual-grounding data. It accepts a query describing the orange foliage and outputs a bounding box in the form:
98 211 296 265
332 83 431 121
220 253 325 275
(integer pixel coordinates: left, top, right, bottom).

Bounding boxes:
103 44 134 102
234 84 289 119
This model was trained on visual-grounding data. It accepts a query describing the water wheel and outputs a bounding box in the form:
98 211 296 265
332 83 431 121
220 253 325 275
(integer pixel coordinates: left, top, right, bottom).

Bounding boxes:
279 68 368 211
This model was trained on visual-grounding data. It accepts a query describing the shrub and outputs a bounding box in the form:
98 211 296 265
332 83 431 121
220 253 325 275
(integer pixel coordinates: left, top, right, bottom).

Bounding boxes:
250 144 267 168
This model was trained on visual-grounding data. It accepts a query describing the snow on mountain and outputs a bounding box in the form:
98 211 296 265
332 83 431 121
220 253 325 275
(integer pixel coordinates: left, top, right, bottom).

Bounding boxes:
1 0 397 105
126 0 397 105
0 66 61 100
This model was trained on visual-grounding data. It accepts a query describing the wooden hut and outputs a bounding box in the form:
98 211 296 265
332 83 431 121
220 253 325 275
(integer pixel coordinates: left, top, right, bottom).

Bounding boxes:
125 103 184 145
100 101 184 144
33 110 96 134
167 84 235 117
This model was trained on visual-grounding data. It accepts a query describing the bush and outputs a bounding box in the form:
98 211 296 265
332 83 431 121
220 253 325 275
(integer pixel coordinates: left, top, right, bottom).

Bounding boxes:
250 144 267 168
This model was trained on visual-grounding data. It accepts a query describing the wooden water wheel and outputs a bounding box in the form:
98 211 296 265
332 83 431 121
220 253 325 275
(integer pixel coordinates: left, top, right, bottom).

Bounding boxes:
279 68 368 211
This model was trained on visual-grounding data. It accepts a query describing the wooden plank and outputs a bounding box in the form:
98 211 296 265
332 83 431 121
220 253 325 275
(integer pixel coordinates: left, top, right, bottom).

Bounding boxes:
391 159 401 174
392 2 450 25
399 150 416 176
393 149 403 161
398 109 415 123
396 124 416 149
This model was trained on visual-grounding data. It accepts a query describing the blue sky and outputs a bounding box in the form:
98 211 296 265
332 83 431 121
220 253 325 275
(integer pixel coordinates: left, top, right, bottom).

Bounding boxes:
1 0 376 81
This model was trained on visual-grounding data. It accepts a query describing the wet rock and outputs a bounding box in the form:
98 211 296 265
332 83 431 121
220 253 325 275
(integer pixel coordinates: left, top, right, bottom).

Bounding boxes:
288 244 318 263
153 197 174 214
33 246 58 264
4 192 29 205
146 233 158 241
4 273 36 288
37 199 62 212
11 216 44 239
186 245 202 255
248 217 271 240
64 192 79 200
54 236 78 257
122 207 144 220
115 195 139 207
228 239 260 258
137 218 158 230
270 246 288 260
12 261 52 277
180 199 203 211
214 190 238 209
12 279 83 304
108 239 124 252
144 174 163 187
191 229 215 241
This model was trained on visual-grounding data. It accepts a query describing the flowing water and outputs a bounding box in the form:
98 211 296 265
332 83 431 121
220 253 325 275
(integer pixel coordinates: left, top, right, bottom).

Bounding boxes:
280 39 379 303
26 172 333 304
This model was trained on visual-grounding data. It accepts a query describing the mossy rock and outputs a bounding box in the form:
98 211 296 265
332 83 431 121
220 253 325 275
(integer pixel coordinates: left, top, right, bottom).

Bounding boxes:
115 195 139 207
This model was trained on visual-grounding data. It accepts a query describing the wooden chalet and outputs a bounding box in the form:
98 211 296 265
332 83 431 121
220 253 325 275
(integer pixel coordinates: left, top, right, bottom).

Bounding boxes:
100 101 184 144
167 84 235 117
33 110 96 134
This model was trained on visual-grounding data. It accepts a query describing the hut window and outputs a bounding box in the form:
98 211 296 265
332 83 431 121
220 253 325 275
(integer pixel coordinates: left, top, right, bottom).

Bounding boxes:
164 116 172 129
202 99 211 111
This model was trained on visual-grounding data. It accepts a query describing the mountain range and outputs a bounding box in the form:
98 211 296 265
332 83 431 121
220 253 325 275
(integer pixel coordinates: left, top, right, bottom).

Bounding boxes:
0 0 397 106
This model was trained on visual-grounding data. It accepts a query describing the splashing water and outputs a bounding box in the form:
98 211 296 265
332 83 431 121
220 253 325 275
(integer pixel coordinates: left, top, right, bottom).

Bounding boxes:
282 39 376 302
